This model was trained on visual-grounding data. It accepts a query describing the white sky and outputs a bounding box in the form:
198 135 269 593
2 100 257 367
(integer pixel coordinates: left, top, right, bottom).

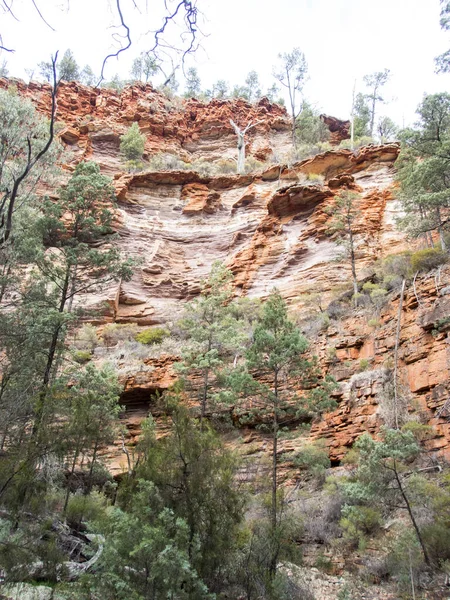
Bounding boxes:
2 0 450 126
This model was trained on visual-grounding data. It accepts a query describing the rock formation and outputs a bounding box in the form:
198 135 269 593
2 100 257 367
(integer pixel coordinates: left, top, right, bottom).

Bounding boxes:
5 78 450 475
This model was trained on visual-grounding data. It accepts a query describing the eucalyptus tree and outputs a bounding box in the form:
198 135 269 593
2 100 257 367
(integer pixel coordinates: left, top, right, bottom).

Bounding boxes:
273 48 308 147
363 69 390 137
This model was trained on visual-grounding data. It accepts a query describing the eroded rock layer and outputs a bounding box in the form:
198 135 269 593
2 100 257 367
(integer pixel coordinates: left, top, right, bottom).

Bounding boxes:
7 78 450 473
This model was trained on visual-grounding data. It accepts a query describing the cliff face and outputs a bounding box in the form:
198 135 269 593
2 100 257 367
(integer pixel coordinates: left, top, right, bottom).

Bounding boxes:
6 79 450 472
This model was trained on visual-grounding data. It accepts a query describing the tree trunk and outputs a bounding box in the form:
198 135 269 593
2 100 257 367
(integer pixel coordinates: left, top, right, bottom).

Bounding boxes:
393 459 431 566
237 135 245 175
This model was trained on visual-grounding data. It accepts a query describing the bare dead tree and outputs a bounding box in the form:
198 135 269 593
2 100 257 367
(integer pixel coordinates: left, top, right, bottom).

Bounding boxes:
229 119 263 174
0 53 59 247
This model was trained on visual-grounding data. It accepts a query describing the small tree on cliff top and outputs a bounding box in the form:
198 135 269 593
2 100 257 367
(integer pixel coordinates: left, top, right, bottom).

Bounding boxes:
120 122 146 171
273 48 308 148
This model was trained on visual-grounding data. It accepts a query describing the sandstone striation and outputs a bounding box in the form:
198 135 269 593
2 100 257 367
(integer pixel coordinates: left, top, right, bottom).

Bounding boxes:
7 77 449 473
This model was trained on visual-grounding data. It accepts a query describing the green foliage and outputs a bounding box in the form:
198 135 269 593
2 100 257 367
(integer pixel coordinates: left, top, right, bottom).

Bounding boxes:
72 349 92 364
88 481 212 599
59 49 80 81
294 442 331 477
125 401 244 592
135 327 168 345
397 93 450 249
130 52 158 82
184 67 202 98
410 247 448 272
296 103 330 145
359 358 370 371
177 262 248 421
120 122 146 162
340 505 381 549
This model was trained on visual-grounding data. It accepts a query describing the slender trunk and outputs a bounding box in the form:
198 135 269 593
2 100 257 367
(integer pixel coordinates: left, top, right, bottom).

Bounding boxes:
393 279 406 430
393 459 431 566
269 370 279 580
436 207 447 251
237 135 245 174
200 368 209 429
87 438 99 493
370 95 376 137
64 444 81 513
33 266 71 436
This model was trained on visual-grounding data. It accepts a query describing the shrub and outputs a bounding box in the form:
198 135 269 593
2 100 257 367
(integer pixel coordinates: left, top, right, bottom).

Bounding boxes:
120 122 145 162
73 350 92 364
294 442 330 478
135 327 168 345
101 323 138 347
305 172 325 184
367 318 381 328
74 324 98 351
244 156 265 173
340 505 382 549
410 247 448 273
214 158 236 174
359 358 370 371
147 152 187 171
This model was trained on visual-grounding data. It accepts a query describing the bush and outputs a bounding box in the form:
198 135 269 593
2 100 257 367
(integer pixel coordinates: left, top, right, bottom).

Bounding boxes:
120 122 145 162
294 442 330 478
340 505 381 549
359 358 370 371
101 323 138 347
148 152 187 171
73 350 92 364
74 324 98 351
135 327 168 345
410 247 448 272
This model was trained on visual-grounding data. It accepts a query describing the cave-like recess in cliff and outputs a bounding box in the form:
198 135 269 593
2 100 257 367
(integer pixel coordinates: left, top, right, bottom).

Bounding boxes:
119 386 165 413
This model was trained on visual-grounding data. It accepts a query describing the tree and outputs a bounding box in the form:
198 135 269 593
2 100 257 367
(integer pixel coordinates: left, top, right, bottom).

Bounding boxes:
133 400 244 591
245 70 261 103
396 93 450 250
120 122 146 170
326 190 361 305
436 0 450 73
273 48 308 147
363 69 390 137
296 102 329 146
62 364 121 512
0 58 59 247
353 92 371 139
59 49 80 81
340 429 431 565
232 291 335 579
79 65 96 86
130 52 158 83
87 480 212 600
377 115 398 143
229 119 262 174
212 79 229 99
178 262 246 425
184 66 202 97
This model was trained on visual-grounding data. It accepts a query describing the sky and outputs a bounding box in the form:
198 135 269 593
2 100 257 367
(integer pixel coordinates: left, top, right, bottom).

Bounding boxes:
2 0 450 127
